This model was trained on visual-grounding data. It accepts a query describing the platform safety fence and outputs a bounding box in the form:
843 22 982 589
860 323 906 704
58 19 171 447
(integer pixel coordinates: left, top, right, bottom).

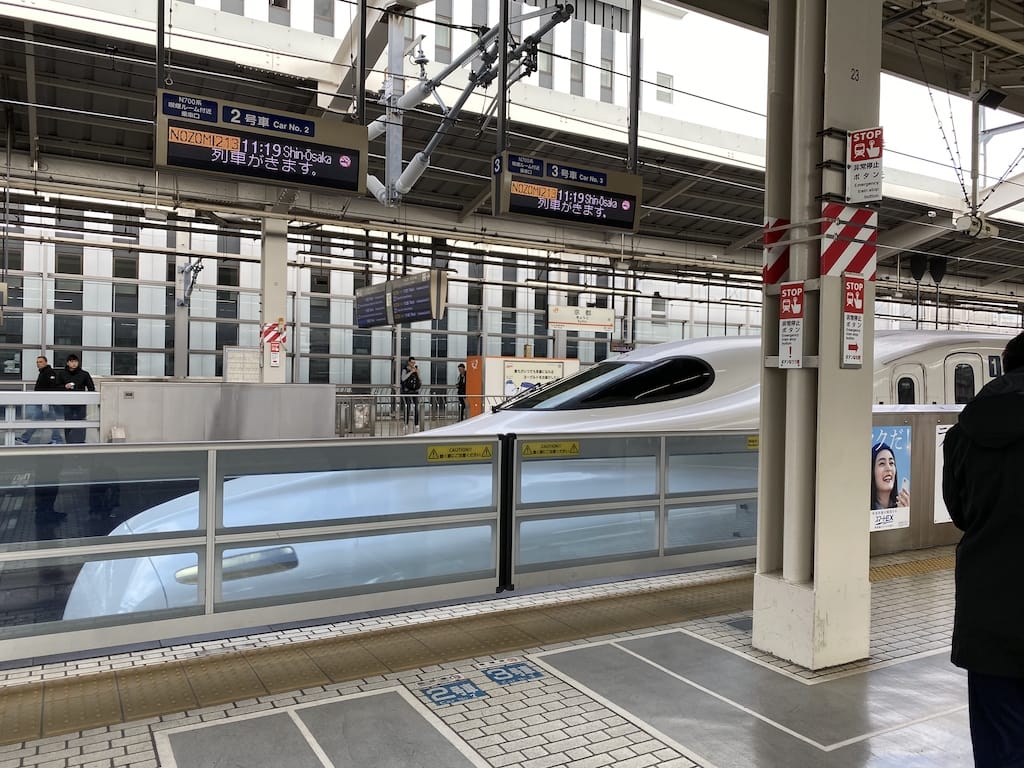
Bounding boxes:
0 430 757 664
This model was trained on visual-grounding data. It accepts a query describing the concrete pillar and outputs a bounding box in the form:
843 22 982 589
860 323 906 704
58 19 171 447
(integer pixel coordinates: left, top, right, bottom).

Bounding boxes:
753 0 882 669
261 218 288 383
173 229 190 379
756 0 795 579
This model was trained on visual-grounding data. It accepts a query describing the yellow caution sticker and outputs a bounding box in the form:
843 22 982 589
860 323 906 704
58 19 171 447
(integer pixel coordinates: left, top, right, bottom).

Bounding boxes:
746 435 759 450
427 444 494 463
521 440 581 458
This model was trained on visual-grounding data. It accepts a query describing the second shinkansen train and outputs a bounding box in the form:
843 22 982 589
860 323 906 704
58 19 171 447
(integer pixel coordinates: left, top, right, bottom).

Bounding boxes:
61 329 1010 621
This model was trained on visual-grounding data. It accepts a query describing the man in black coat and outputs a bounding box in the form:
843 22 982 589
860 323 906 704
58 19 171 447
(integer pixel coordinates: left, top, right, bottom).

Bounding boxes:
456 362 467 421
943 331 1024 767
55 353 96 444
18 355 62 445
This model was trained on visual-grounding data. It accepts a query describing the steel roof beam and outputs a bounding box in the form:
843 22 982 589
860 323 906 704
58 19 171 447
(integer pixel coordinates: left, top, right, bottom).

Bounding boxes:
23 22 38 167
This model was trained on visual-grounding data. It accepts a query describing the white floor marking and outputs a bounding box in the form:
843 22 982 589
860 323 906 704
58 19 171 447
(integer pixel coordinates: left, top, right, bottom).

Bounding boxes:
527 652 720 768
610 641 833 751
150 685 491 768
288 708 337 768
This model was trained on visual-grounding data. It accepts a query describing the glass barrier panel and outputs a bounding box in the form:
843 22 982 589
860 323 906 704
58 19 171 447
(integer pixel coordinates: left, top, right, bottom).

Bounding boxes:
666 446 758 495
216 443 497 529
0 450 206 550
517 509 658 569
216 523 496 606
1 550 202 635
519 456 658 504
666 500 757 552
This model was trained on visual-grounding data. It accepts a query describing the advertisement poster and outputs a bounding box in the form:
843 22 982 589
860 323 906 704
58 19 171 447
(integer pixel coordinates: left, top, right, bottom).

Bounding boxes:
870 425 912 531
934 424 953 524
502 360 565 398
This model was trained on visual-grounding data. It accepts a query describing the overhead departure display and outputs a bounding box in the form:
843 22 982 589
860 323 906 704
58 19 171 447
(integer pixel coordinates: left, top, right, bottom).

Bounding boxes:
353 282 389 329
493 152 642 232
156 90 367 195
354 271 449 328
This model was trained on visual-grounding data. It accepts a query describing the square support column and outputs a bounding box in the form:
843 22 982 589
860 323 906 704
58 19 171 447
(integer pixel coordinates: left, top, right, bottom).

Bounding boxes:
261 218 289 383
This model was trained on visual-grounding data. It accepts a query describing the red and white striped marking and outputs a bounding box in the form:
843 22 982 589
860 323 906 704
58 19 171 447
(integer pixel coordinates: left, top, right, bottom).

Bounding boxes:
261 323 287 345
820 203 877 279
762 217 790 285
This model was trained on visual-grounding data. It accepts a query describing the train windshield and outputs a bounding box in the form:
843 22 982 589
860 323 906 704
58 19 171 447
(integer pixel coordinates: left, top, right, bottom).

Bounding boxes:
500 357 715 410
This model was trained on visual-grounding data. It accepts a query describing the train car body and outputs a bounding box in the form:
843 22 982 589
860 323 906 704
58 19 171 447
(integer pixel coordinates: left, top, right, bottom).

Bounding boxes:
429 329 1010 436
62 329 1011 621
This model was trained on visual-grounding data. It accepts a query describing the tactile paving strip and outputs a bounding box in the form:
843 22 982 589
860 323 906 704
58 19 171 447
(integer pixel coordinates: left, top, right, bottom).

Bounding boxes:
0 558 954 747
869 555 954 582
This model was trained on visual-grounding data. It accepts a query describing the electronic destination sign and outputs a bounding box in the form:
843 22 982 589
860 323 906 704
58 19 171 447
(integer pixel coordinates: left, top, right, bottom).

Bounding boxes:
156 90 367 195
353 282 389 329
390 272 438 325
353 271 449 329
493 152 642 232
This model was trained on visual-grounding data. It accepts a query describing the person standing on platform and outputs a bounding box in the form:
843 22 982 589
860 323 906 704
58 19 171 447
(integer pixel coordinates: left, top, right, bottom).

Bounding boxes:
56 353 95 444
456 362 467 421
400 356 421 429
943 330 1024 768
18 355 63 445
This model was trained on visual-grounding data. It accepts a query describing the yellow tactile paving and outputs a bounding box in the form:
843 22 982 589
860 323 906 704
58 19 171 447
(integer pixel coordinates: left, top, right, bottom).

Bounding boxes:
0 684 43 744
181 652 267 707
42 675 122 737
459 618 545 654
303 637 391 682
243 646 331 693
117 662 198 720
358 630 440 672
869 555 954 582
407 621 502 662
503 609 582 644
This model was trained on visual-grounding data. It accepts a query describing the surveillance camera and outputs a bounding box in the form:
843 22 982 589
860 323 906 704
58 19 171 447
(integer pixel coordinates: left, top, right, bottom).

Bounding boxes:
927 210 936 218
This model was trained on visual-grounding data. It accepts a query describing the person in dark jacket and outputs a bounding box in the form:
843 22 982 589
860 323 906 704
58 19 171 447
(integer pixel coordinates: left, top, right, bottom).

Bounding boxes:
400 357 421 428
455 362 467 421
18 355 64 445
942 330 1024 767
55 353 96 444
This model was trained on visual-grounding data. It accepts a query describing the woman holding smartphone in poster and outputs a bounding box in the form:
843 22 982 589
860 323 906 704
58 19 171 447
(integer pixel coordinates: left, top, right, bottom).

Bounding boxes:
871 441 911 510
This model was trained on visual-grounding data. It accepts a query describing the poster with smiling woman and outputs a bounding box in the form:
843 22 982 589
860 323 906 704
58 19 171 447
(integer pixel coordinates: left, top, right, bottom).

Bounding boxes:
869 426 912 531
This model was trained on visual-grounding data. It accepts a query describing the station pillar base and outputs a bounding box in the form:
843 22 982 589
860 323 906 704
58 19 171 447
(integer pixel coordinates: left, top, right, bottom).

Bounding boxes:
752 571 870 670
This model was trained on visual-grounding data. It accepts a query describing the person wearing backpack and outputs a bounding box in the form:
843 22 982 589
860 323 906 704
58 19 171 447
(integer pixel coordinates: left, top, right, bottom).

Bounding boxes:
400 357 421 428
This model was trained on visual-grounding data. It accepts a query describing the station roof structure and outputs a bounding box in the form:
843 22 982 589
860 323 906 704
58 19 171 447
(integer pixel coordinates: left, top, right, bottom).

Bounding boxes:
2 1 1024 306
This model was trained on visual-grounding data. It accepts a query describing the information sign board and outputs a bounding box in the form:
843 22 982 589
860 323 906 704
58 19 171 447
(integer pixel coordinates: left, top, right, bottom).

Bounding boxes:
846 127 883 204
156 89 367 194
493 152 641 231
778 281 805 369
548 305 615 332
841 273 865 368
353 282 388 329
353 270 449 328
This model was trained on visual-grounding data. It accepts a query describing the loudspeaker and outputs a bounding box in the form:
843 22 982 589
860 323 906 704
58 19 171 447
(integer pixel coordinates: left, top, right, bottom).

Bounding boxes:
975 87 1007 110
910 253 928 282
929 256 947 284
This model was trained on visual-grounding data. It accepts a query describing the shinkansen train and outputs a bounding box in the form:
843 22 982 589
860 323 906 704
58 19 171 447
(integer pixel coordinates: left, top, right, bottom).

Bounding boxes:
429 329 1011 435
61 329 1010 621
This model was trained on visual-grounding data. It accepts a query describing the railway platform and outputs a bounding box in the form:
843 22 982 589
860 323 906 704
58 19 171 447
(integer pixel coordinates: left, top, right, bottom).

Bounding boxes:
0 546 967 767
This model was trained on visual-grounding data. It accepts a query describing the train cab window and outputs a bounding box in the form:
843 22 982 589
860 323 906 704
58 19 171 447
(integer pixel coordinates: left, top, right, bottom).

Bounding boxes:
896 377 916 404
953 363 976 404
502 357 715 411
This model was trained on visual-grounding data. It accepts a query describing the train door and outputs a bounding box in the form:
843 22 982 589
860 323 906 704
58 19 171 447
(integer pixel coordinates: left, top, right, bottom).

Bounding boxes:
889 363 925 404
944 353 984 404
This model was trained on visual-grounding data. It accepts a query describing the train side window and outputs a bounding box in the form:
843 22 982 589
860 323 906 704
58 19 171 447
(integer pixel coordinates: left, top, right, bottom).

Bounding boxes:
953 363 976 404
896 377 916 404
